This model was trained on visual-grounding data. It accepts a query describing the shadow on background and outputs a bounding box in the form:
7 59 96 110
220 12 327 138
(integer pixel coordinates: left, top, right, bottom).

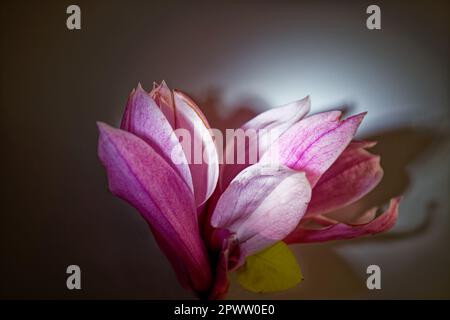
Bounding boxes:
203 95 448 299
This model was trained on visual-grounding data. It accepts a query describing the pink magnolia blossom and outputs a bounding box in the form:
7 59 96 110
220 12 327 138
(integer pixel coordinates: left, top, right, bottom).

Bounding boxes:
97 82 401 299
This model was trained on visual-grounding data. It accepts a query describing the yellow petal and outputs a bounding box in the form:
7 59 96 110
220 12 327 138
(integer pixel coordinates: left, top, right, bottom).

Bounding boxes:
236 242 303 293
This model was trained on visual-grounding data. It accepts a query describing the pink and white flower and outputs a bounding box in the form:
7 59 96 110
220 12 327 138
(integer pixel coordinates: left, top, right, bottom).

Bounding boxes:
97 82 401 299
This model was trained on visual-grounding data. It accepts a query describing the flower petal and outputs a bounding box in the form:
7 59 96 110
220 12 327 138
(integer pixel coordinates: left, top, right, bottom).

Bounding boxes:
150 80 176 128
211 163 311 268
263 111 366 187
284 197 401 244
173 90 219 207
220 97 311 191
305 140 384 216
97 122 211 292
241 96 311 155
120 84 194 192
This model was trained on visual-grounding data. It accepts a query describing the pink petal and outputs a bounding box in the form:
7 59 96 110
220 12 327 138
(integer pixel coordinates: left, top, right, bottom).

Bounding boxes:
211 163 311 268
241 96 311 155
97 122 211 292
263 111 366 187
150 80 176 128
305 140 384 216
150 82 219 207
120 84 194 193
220 97 311 191
173 90 219 207
284 197 401 244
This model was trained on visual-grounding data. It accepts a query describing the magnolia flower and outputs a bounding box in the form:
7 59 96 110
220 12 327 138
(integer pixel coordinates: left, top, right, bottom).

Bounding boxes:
97 82 401 299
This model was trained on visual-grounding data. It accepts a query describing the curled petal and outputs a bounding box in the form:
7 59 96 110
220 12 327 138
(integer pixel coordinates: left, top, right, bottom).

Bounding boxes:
299 208 378 228
284 197 401 244
242 95 311 155
97 122 211 292
220 96 311 190
306 140 383 216
243 96 310 130
211 163 311 267
120 84 193 192
174 90 212 128
263 111 366 187
173 90 219 207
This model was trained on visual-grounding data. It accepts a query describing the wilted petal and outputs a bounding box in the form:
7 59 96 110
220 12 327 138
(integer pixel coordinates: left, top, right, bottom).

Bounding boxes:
97 122 211 292
306 140 383 216
120 84 194 192
220 97 311 190
211 163 311 268
263 111 366 187
284 197 401 244
173 90 219 207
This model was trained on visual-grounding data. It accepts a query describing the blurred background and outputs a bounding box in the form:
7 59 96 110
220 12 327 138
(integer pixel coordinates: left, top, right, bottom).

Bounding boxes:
0 0 449 299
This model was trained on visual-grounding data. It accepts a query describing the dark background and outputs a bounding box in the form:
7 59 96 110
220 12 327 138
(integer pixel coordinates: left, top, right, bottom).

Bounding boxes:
1 0 449 299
